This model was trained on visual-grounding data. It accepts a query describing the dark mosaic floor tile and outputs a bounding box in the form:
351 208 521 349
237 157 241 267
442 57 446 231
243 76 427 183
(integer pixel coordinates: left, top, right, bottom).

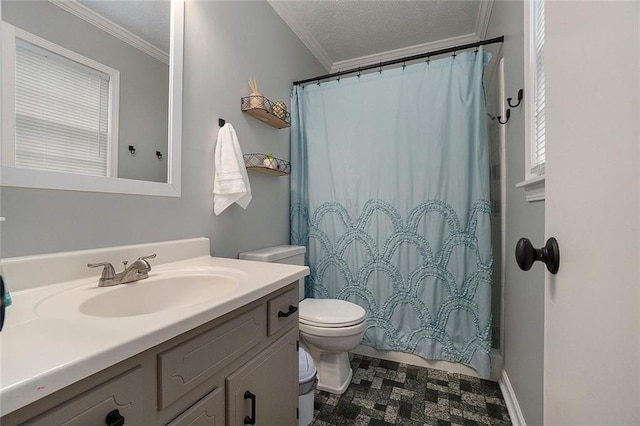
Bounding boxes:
459 379 473 392
425 387 439 403
378 359 400 370
311 354 512 426
382 378 404 388
398 400 412 418
335 400 361 420
449 393 462 403
486 402 510 420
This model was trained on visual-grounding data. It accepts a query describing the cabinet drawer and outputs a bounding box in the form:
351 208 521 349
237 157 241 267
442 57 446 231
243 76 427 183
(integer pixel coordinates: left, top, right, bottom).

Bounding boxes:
166 386 224 426
25 366 143 426
267 286 298 336
158 304 266 409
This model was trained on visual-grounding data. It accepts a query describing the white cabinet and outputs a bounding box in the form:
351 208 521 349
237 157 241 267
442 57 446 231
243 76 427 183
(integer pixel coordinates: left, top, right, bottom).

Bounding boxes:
1 283 299 426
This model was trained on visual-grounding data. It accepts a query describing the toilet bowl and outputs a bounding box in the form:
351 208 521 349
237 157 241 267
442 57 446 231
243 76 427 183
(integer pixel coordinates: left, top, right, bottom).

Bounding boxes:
238 245 367 395
298 298 366 394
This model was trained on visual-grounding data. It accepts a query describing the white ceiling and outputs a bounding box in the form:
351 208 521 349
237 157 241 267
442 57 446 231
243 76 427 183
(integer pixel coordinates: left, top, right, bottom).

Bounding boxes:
268 0 494 73
77 0 170 53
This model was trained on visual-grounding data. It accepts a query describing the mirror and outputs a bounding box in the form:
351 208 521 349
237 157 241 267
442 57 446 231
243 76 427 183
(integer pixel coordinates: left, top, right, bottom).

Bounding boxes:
0 0 183 196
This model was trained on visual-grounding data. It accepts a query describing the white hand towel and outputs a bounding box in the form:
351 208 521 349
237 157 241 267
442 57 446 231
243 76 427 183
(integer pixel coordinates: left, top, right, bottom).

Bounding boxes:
213 123 252 215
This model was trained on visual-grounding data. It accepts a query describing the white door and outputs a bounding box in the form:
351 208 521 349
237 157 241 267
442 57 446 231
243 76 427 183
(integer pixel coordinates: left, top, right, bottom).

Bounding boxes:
544 1 639 423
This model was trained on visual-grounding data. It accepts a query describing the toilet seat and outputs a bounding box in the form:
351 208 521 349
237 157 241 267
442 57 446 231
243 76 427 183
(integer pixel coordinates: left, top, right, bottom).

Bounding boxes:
299 298 366 328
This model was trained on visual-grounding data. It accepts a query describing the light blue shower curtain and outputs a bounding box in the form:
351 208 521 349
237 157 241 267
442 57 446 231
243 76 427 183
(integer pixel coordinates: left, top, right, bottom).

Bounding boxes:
291 50 493 377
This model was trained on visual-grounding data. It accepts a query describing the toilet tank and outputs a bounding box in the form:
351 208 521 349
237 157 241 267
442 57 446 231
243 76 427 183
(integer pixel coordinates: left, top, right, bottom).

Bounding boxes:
239 245 306 300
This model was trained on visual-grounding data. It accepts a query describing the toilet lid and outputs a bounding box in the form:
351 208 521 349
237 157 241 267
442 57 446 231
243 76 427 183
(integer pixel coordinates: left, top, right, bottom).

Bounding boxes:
299 298 366 328
298 347 317 383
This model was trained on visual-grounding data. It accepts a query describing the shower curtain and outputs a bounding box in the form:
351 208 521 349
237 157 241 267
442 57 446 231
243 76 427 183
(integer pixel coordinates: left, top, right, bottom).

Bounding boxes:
290 50 493 377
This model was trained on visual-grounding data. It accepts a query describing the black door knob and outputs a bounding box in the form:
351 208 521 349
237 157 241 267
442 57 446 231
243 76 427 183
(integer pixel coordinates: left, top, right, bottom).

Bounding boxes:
515 237 560 274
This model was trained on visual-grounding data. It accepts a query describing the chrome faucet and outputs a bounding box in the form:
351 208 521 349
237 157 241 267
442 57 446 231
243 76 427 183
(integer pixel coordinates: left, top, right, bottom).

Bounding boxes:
88 254 156 287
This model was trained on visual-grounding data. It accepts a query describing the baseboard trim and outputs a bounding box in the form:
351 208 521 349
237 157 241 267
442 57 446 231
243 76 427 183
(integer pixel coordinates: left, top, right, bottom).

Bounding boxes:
498 369 526 426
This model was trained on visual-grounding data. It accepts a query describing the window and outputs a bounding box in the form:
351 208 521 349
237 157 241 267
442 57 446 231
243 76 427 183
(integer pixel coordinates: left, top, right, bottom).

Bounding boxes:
2 26 119 177
518 0 546 201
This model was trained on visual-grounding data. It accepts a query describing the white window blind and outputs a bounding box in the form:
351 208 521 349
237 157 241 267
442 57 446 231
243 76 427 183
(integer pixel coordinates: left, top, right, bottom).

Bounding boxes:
531 0 545 174
15 40 111 176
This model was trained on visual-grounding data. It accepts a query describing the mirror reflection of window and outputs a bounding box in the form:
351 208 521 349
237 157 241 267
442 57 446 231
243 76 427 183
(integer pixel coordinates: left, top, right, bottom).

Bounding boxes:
15 37 119 177
1 0 170 184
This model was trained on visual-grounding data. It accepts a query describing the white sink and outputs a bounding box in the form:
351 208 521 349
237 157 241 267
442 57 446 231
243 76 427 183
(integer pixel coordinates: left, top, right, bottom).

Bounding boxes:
36 268 245 319
79 273 240 317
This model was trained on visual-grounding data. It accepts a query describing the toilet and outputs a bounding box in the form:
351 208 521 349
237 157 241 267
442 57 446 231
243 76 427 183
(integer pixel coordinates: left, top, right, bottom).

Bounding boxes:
239 245 367 395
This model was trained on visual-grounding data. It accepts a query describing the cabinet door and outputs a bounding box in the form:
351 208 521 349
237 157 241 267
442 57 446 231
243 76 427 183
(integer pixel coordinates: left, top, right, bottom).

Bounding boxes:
167 387 224 426
226 328 298 426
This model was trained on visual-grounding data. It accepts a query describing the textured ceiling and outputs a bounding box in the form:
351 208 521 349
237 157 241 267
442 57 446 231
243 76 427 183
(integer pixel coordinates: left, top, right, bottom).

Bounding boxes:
269 0 493 72
75 0 492 74
78 0 170 53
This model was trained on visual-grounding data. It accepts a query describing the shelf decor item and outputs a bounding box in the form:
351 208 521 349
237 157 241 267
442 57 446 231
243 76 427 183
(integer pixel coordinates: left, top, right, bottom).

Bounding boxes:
272 101 287 121
263 153 277 169
248 77 265 109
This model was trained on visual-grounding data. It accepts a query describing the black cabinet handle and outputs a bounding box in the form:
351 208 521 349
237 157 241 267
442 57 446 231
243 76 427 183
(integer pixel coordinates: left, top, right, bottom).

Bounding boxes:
105 409 125 426
515 237 560 274
278 305 298 318
244 391 256 425
1 275 6 332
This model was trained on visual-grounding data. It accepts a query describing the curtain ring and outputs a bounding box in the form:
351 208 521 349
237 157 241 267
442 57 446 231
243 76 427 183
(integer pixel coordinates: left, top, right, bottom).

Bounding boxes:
402 61 406 70
378 63 383 74
357 67 361 78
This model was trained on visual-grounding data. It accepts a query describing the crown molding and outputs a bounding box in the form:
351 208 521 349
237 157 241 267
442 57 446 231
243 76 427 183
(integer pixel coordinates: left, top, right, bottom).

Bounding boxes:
475 0 494 40
267 0 333 72
48 0 169 64
330 33 479 73
270 0 495 74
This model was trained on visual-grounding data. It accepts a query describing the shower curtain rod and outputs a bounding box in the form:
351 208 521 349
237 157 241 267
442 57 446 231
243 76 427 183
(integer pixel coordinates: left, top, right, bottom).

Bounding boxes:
293 36 504 86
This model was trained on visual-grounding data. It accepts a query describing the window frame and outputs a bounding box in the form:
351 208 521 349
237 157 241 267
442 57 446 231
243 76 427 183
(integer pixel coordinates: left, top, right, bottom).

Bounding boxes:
518 0 546 202
1 24 120 177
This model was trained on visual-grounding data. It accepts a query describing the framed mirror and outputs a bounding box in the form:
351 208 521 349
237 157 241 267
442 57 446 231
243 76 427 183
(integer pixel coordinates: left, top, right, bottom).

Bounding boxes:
0 0 183 197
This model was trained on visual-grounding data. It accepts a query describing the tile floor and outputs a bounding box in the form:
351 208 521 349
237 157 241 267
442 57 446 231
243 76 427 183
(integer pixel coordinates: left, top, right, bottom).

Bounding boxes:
311 354 511 426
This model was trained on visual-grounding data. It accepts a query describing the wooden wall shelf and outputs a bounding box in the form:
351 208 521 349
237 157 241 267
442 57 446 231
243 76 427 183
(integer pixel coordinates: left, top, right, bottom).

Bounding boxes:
241 96 290 129
244 153 290 176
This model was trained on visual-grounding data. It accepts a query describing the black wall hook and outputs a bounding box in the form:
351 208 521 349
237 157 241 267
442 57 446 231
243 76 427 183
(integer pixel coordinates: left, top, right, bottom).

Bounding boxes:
128 145 136 155
497 109 510 124
156 151 163 160
507 89 524 108
218 118 225 127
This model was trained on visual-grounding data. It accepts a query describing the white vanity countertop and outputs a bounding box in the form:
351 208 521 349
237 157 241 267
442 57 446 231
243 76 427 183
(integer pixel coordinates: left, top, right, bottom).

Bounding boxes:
0 254 308 416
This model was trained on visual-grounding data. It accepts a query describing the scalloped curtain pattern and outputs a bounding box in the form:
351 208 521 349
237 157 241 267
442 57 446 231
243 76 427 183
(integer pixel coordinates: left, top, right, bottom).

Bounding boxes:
291 50 493 378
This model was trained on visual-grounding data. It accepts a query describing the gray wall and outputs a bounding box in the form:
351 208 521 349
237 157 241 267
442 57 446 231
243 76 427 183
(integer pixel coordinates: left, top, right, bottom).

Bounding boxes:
485 2 545 425
0 1 325 259
2 0 169 183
